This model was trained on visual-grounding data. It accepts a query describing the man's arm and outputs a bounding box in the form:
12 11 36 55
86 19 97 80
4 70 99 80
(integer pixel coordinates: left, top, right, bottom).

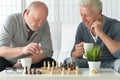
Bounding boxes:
0 46 22 58
71 24 84 58
72 42 84 58
0 42 42 58
98 32 120 54
91 20 120 54
29 54 46 63
29 21 53 63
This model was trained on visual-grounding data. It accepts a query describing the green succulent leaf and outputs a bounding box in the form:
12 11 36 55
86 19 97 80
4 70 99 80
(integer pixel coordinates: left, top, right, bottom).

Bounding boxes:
86 45 102 61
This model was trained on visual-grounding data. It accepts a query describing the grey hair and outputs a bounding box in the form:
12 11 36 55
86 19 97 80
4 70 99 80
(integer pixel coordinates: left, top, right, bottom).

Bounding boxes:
79 0 102 13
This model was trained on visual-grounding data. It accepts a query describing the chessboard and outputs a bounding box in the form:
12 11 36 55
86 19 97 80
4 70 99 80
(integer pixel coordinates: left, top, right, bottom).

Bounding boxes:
23 61 80 75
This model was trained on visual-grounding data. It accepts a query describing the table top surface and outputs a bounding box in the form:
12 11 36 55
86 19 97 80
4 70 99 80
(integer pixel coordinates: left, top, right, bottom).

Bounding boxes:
0 68 120 77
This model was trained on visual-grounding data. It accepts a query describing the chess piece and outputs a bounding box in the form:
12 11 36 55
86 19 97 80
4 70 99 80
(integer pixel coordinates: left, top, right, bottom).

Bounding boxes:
52 61 54 69
70 63 73 70
68 63 71 68
75 66 79 75
47 61 50 70
37 70 42 74
50 67 53 74
67 67 70 74
63 61 67 70
55 62 58 69
43 61 46 69
72 61 76 70
25 66 28 74
33 68 36 74
60 63 63 70
28 68 32 74
92 69 98 74
61 67 65 75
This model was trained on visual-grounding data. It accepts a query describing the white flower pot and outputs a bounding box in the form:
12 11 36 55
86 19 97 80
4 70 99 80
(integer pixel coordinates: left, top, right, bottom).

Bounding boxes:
88 61 101 73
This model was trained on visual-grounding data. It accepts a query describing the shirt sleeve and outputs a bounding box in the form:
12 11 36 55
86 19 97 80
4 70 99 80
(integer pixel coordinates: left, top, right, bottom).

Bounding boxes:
71 23 84 55
111 20 120 58
40 21 53 57
0 15 15 47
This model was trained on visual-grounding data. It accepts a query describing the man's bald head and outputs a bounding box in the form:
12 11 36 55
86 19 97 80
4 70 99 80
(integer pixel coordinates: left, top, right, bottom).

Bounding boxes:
27 1 48 12
27 1 48 17
24 1 49 31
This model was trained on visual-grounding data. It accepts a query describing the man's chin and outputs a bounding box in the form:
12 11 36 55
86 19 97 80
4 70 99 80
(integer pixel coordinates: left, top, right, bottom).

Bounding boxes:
85 25 91 29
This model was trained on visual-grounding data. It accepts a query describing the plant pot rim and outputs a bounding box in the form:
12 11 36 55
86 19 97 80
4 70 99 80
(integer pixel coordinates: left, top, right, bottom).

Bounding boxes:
88 61 101 62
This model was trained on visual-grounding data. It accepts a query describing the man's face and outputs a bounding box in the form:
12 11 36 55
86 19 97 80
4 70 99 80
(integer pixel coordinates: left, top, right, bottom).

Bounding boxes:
27 9 48 31
80 6 101 29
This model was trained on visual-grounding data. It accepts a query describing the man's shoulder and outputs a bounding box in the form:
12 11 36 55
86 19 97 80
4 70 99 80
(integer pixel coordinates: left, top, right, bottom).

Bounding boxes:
77 22 86 29
7 13 22 20
104 15 120 30
104 15 120 24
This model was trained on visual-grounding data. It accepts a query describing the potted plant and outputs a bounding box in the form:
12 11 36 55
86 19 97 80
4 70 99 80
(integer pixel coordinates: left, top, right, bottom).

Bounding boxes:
86 45 102 74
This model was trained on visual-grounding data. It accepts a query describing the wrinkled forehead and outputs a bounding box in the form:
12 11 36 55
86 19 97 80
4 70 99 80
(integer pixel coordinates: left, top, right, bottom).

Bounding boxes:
31 8 48 19
80 5 94 11
80 6 94 12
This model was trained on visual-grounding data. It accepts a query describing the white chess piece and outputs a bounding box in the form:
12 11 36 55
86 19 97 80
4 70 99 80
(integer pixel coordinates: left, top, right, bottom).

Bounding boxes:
67 68 70 74
39 43 43 54
61 68 65 75
52 61 54 69
47 61 50 70
55 62 58 69
75 66 79 75
50 67 53 74
43 61 46 69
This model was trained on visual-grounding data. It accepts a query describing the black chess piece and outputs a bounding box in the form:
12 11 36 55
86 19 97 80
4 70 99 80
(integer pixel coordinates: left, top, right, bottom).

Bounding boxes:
72 61 76 70
37 70 42 74
29 68 32 74
68 63 71 68
63 61 67 70
25 66 28 74
60 63 63 70
33 68 36 74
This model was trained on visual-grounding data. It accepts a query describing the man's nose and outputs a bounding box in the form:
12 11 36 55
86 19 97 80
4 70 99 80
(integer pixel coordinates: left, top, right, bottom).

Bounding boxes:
38 21 43 27
82 16 87 22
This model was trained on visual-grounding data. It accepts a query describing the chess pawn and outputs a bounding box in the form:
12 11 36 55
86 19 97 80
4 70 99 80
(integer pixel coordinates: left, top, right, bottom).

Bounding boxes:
47 61 50 70
52 61 54 69
28 68 32 74
55 62 58 69
50 67 53 74
37 70 42 74
60 63 63 70
67 68 70 75
25 66 28 74
75 66 79 75
68 63 71 68
43 61 46 69
72 61 76 70
33 68 36 74
63 61 67 70
61 67 65 75
92 69 98 74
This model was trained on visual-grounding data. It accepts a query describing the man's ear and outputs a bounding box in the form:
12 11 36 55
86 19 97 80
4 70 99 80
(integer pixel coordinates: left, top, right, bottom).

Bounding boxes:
26 9 30 15
98 10 102 18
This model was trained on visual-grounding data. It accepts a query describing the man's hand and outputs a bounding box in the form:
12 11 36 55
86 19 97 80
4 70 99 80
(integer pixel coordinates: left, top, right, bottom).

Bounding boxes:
20 42 41 55
72 42 84 58
12 63 22 69
91 20 103 36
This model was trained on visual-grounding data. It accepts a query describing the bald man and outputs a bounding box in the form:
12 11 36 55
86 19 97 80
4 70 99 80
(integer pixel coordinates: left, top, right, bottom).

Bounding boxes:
0 1 55 71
